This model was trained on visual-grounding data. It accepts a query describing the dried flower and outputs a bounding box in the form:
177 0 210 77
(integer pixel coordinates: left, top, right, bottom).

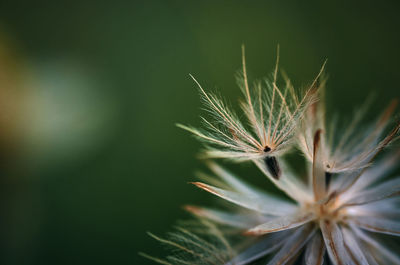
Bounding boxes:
188 147 400 264
144 48 400 265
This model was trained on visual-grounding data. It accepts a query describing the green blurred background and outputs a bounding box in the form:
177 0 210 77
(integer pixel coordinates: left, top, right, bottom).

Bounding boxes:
0 0 399 264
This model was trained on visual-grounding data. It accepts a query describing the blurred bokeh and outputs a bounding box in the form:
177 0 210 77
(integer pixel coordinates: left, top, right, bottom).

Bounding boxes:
0 1 399 264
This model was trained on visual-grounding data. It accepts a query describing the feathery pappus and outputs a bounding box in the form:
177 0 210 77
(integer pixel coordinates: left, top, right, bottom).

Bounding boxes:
143 47 400 265
298 82 400 176
143 149 400 264
140 219 236 265
186 148 400 264
178 46 325 180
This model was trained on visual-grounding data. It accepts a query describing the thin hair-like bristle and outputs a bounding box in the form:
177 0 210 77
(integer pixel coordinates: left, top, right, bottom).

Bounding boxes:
139 253 172 265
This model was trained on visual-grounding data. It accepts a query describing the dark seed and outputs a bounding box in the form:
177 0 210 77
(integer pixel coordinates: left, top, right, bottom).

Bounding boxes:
263 146 271 152
325 171 332 191
263 156 281 180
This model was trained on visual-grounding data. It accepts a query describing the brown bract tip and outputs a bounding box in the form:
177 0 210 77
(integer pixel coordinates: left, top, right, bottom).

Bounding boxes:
190 182 218 195
379 99 398 126
183 205 203 215
242 229 258 236
313 129 322 149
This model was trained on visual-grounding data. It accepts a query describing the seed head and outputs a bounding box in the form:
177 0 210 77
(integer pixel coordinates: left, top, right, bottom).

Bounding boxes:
178 46 325 180
144 48 400 265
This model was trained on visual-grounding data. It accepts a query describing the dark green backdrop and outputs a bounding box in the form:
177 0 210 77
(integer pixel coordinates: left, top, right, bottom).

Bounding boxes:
0 1 399 264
